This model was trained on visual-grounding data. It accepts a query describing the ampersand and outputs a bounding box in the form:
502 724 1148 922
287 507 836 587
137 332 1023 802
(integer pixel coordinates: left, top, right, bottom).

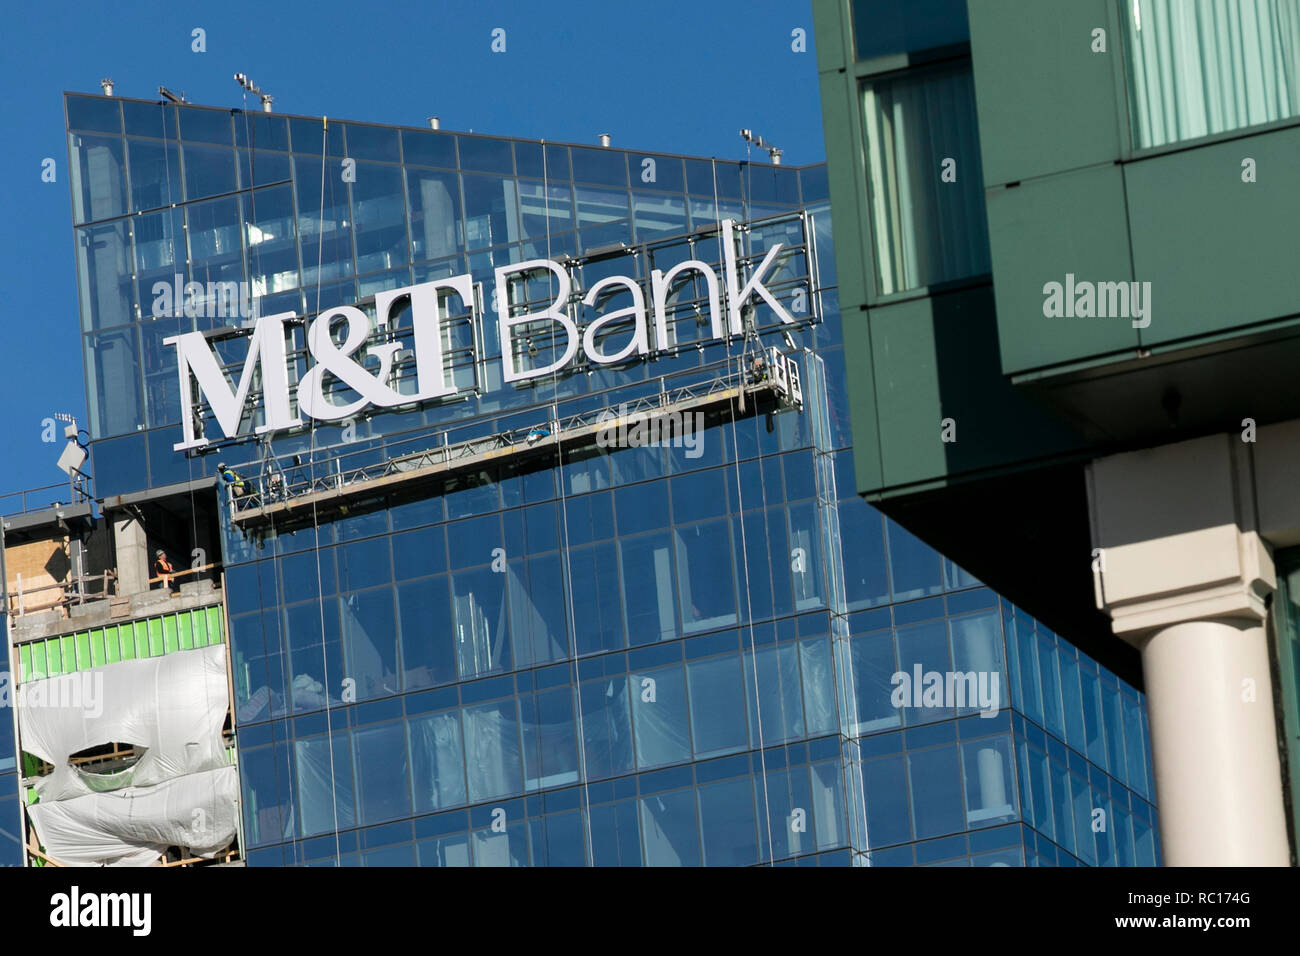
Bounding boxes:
298 306 404 420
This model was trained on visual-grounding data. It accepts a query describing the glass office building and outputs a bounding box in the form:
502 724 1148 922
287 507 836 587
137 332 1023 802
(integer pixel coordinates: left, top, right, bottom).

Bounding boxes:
58 91 1159 866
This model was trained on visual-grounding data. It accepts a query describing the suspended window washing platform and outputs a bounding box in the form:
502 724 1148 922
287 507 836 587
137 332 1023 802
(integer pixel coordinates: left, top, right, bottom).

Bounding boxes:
229 348 804 532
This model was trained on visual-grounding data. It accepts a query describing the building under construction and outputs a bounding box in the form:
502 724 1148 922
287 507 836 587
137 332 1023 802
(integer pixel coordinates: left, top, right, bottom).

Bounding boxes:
0 91 1159 867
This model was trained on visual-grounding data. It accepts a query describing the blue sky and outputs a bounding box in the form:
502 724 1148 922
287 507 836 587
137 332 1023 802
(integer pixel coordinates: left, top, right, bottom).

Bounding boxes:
0 0 823 501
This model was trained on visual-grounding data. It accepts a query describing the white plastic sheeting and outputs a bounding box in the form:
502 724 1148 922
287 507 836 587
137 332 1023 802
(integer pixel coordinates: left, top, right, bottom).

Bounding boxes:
18 644 236 866
19 644 230 803
26 766 239 867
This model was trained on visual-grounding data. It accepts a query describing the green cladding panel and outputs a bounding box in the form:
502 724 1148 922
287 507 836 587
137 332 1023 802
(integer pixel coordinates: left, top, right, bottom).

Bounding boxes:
986 163 1139 376
1126 127 1300 347
868 286 1087 493
967 0 1125 188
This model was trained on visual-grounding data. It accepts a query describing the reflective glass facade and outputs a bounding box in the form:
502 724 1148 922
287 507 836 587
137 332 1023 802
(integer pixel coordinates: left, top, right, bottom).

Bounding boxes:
64 92 1156 866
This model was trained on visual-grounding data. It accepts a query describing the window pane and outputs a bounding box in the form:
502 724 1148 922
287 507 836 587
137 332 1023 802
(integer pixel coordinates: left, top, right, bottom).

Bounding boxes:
78 222 135 332
580 676 635 779
351 162 408 274
743 642 804 745
418 833 471 866
675 520 737 634
519 180 574 239
407 167 463 261
70 134 126 224
409 709 466 812
473 820 530 866
640 790 700 866
810 760 848 850
86 326 142 438
505 555 569 666
128 138 181 211
799 635 838 736
296 156 353 285
519 687 578 790
462 173 520 250
286 598 344 712
850 628 900 734
961 736 1017 827
949 610 1007 718
570 542 624 655
339 587 399 701
463 700 522 802
894 618 952 725
698 776 760 865
397 576 456 691
241 744 295 845
353 721 412 825
452 567 510 678
687 653 749 757
863 754 915 842
840 500 890 608
630 663 691 769
295 731 356 837
885 518 943 601
622 533 678 645
908 744 964 839
1125 0 1300 149
852 0 970 60
589 798 642 866
860 63 990 295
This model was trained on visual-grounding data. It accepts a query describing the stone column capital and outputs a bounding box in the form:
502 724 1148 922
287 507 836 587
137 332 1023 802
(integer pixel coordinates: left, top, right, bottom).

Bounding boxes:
1094 528 1274 642
1086 434 1275 644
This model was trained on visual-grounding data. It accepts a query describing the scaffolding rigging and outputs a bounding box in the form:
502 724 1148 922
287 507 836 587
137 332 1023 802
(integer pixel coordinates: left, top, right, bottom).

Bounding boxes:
227 348 804 532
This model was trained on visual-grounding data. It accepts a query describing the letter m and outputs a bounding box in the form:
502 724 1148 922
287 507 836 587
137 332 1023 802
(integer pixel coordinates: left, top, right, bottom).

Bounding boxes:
1096 281 1129 319
100 894 130 927
165 313 300 451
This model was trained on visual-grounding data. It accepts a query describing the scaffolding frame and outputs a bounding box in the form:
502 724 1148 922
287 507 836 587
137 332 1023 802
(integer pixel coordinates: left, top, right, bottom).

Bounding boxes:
229 348 804 531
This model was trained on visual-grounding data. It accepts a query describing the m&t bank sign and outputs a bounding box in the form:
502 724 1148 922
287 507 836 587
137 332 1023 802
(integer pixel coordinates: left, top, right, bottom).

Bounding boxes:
166 220 802 451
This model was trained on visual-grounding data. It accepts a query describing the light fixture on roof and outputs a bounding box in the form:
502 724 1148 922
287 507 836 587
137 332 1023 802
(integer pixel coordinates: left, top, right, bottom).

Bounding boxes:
234 73 274 112
740 129 783 165
428 116 441 130
159 86 187 104
100 78 114 96
598 133 611 148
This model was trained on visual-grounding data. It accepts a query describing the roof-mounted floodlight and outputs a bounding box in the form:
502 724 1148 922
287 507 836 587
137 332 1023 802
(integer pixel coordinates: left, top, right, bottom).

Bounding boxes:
234 73 274 112
740 128 783 164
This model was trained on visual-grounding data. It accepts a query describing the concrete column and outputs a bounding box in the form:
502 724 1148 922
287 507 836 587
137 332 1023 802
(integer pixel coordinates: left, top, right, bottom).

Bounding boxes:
1089 433 1290 866
112 513 150 596
1136 617 1288 865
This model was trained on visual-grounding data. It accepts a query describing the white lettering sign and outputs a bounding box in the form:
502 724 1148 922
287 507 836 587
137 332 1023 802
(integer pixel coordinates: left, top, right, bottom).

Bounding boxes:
169 220 797 450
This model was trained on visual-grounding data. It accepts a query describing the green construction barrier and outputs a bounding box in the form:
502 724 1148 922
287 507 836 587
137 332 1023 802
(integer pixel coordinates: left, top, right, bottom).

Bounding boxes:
16 604 227 682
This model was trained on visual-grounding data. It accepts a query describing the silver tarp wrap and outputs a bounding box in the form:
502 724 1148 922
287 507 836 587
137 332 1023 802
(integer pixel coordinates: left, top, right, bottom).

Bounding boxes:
18 644 236 865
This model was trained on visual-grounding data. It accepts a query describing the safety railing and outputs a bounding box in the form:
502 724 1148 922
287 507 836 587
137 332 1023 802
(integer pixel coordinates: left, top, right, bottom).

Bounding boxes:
228 348 804 529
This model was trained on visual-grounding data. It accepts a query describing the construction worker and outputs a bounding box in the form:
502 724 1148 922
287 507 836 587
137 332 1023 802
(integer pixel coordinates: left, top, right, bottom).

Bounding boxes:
217 462 247 498
526 424 550 445
750 354 768 384
154 549 175 591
